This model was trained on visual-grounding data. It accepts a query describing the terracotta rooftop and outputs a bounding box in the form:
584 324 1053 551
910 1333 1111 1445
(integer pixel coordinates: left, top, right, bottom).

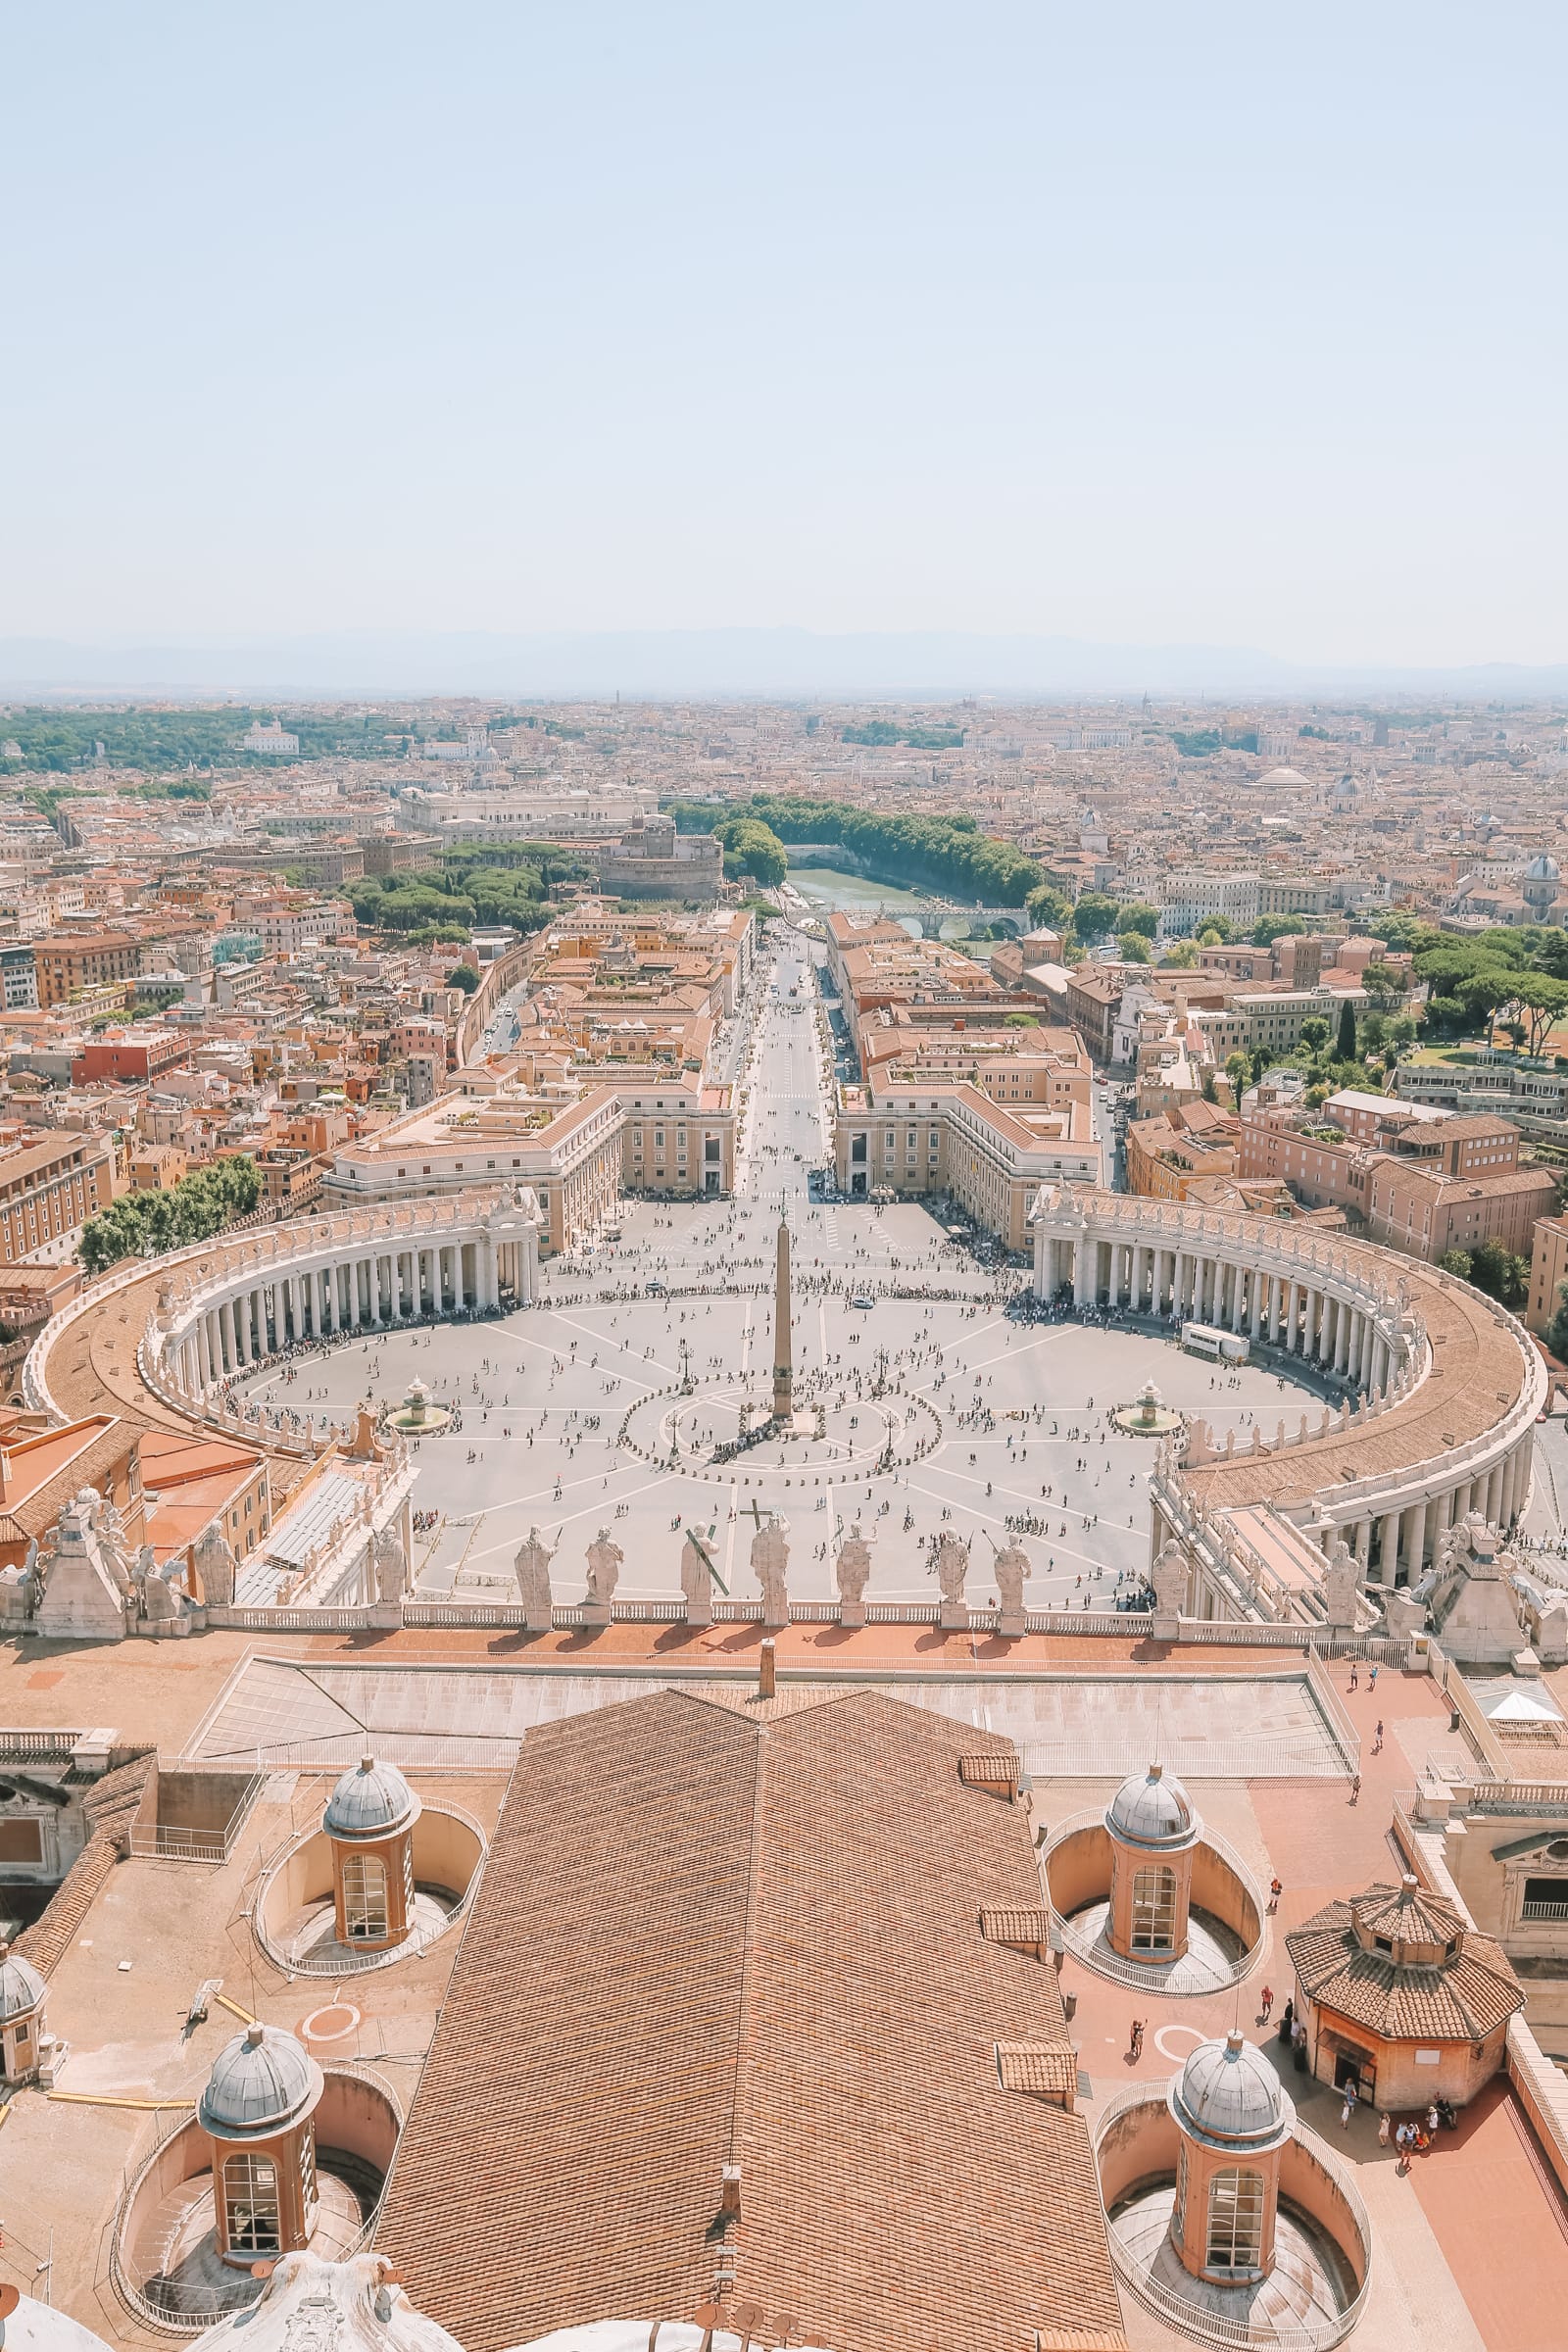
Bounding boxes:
376 1685 1126 2352
1286 1881 1524 2044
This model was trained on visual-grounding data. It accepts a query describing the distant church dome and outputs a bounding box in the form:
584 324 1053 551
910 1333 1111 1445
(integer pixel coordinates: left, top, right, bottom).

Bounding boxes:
1170 2030 1293 2152
1526 853 1560 883
1106 1761 1199 1851
1257 764 1308 789
199 2023 321 2136
324 1754 419 1841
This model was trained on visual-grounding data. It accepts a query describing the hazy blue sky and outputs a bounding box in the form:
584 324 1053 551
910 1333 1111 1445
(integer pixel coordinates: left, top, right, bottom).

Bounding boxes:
4 2 1564 663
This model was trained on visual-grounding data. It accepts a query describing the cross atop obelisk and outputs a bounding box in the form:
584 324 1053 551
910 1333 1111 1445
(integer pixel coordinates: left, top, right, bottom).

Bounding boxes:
771 1219 794 1425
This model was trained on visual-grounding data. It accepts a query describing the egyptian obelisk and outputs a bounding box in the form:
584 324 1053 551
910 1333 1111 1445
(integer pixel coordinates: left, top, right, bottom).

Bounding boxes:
771 1219 794 1425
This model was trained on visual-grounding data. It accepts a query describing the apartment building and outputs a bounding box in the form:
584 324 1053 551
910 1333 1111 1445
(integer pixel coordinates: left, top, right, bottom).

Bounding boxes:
1526 1216 1568 1341
1366 1158 1556 1263
1124 1100 1241 1200
1239 1091 1554 1261
0 1131 116 1265
32 929 140 1008
322 1079 624 1253
833 1077 1101 1250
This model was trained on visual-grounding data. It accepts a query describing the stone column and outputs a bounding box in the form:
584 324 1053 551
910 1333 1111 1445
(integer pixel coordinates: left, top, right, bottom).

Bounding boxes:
1302 1287 1319 1359
1250 1270 1264 1342
1266 1274 1282 1345
1073 1238 1094 1306
1485 1459 1505 1524
218 1298 234 1375
1401 1498 1426 1581
1378 1509 1401 1588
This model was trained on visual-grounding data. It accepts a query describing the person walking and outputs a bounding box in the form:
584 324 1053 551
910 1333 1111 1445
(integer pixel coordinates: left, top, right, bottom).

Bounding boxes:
1341 2078 1357 2129
1348 1661 1359 1691
1378 2111 1392 2149
1128 2018 1146 2062
1373 1719 1385 1754
1268 1876 1283 1913
1349 1772 1362 1804
1259 1984 1274 2023
1369 1662 1380 1690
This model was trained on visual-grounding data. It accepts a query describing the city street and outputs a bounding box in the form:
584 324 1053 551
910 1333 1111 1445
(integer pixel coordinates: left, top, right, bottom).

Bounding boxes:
239 929 1329 1611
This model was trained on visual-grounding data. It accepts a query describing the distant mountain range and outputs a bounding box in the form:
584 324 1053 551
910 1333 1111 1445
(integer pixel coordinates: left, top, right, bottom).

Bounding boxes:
2 628 1566 703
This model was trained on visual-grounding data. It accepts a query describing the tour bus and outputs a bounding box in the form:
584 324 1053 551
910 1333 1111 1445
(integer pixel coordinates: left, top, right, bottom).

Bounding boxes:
1181 1321 1250 1364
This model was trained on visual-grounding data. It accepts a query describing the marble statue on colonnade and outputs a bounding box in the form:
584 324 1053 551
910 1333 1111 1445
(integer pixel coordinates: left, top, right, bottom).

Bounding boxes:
514 1525 556 1633
583 1526 623 1624
935 1531 970 1632
192 1521 237 1606
680 1523 716 1628
993 1538 1030 1638
1152 1538 1190 1619
836 1522 872 1628
373 1521 409 1607
1321 1532 1360 1631
751 1514 790 1630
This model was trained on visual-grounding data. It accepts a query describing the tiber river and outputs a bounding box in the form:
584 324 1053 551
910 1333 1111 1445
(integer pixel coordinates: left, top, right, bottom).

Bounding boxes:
784 864 982 943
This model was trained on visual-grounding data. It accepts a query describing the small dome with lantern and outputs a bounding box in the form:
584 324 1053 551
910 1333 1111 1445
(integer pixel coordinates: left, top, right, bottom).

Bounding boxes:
1169 2029 1293 2154
1105 1761 1200 1852
199 2021 322 2137
0 1940 46 2025
324 1754 419 1841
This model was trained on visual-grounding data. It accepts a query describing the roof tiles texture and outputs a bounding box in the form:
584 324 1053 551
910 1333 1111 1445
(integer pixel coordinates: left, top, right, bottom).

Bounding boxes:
376 1687 1126 2352
1286 1891 1524 2042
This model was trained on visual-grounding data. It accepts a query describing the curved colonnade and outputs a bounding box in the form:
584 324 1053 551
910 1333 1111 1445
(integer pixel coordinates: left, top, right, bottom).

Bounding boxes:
1032 1186 1545 1594
24 1187 543 1455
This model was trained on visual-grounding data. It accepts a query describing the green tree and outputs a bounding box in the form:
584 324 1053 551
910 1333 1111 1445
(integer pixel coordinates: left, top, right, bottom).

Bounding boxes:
1335 1000 1358 1060
715 817 788 888
1438 1248 1473 1281
445 964 479 994
1072 891 1122 941
1225 1051 1251 1096
1546 1278 1568 1360
78 1154 262 1276
1359 960 1404 1007
1467 1237 1529 1307
1251 914 1308 948
1115 930 1152 962
1299 1018 1331 1055
1159 941 1199 968
1196 913 1236 944
1004 1010 1040 1027
1025 881 1072 931
1116 901 1159 938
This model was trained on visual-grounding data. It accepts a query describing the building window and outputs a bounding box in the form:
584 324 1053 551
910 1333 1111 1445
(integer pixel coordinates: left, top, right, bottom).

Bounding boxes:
1206 2167 1265 2275
222 2152 281 2255
1131 1864 1177 1952
342 1850 389 1941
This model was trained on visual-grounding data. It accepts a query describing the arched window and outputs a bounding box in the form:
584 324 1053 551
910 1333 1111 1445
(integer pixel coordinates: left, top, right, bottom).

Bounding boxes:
1131 1864 1177 1952
342 1850 388 1941
222 2152 280 2255
1206 2167 1265 2275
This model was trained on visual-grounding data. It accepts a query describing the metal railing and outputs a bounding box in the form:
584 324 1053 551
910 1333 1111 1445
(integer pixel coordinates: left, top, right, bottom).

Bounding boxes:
1092 2085 1372 2351
126 1772 267 1866
1041 1808 1267 1992
107 2063 401 2334
250 1803 487 1978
